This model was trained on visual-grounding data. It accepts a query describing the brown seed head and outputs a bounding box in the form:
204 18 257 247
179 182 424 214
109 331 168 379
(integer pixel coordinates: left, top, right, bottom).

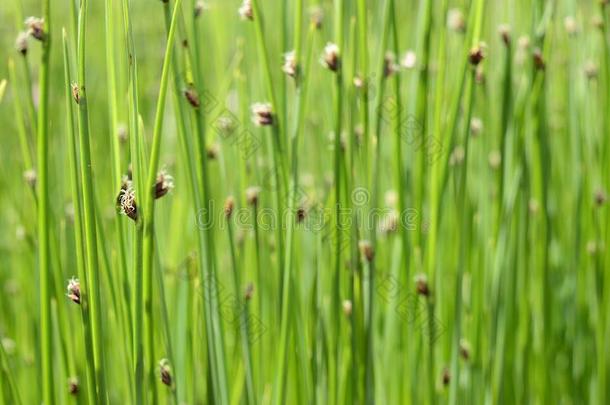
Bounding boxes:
415 273 430 297
595 189 607 206
468 46 484 66
296 205 306 223
584 61 599 80
184 86 200 108
310 6 323 29
66 277 81 304
224 196 235 218
459 339 471 361
159 359 172 387
246 186 260 206
342 300 352 316
68 377 79 395
533 48 545 70
238 0 253 20
118 179 138 221
282 51 298 79
206 143 219 160
322 42 341 72
15 32 29 55
358 240 374 262
25 17 45 41
251 103 274 126
383 51 399 77
498 24 511 46
442 368 451 386
194 0 208 17
155 170 174 199
448 8 466 33
23 169 37 188
71 83 81 104
244 283 254 301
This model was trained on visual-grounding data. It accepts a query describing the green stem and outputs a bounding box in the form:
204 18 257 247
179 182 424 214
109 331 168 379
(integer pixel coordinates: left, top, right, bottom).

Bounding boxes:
37 0 53 403
76 0 108 402
141 1 183 403
61 28 98 405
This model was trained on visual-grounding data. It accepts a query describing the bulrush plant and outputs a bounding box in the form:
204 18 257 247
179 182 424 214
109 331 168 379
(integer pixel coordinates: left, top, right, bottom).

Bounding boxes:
2 0 610 404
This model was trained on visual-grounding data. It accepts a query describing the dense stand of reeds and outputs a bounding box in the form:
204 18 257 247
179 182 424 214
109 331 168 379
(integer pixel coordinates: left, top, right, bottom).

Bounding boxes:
0 0 609 404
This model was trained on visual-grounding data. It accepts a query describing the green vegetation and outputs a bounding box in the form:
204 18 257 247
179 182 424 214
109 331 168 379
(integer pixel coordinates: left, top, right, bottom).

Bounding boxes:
0 0 609 404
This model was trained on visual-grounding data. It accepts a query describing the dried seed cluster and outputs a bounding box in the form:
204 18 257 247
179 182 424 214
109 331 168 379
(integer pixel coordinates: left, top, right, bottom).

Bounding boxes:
155 170 174 199
251 103 274 126
25 17 45 41
238 0 253 21
118 177 138 221
322 43 341 72
66 277 81 305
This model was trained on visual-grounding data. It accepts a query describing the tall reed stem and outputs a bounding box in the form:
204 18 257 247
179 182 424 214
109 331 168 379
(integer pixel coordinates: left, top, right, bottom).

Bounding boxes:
37 0 53 403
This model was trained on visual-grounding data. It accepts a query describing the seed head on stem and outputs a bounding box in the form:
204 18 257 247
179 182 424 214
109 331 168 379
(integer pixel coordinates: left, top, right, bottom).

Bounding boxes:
595 189 607 207
468 44 485 66
448 8 466 33
66 277 81 305
238 0 253 21
246 186 260 206
25 17 45 41
401 50 417 69
23 169 37 188
584 61 598 80
154 170 174 199
441 367 451 386
342 300 352 316
224 196 235 218
415 273 430 297
244 283 254 301
564 16 578 36
71 83 81 104
282 50 298 79
498 24 511 46
310 6 323 29
159 359 173 387
383 51 399 77
322 43 340 72
358 240 374 262
251 103 274 126
459 339 471 361
184 86 200 108
15 32 29 55
68 377 79 395
117 177 138 221
194 0 208 17
533 48 545 70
